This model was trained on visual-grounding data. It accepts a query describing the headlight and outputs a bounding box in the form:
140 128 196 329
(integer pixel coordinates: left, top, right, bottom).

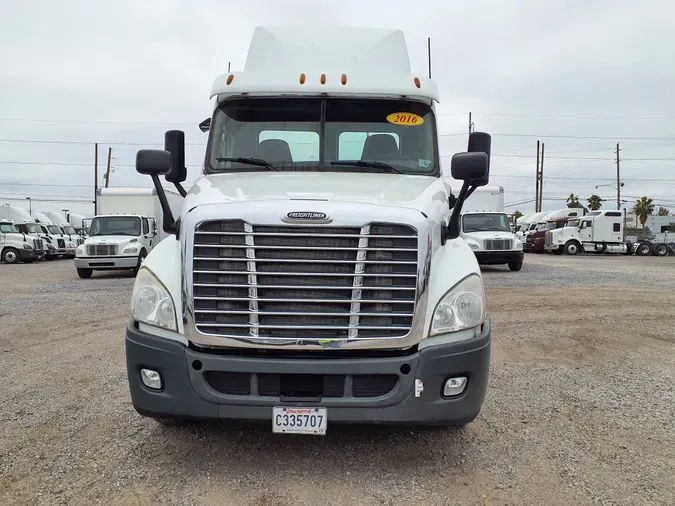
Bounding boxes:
76 245 85 256
123 246 139 253
131 267 177 331
68 242 76 248
430 274 485 336
47 243 56 250
469 243 480 250
514 240 523 250
23 244 33 250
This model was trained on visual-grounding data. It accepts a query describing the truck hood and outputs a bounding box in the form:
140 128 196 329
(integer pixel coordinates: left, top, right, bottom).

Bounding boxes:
184 172 446 212
84 235 138 246
462 230 515 240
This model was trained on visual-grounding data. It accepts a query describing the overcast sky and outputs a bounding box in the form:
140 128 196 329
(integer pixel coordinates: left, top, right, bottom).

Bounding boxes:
1 0 674 217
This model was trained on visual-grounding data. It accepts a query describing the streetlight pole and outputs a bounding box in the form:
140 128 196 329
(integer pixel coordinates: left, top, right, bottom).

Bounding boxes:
25 196 31 214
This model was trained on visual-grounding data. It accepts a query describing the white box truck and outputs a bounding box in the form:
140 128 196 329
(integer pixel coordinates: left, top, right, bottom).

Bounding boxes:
459 186 524 271
74 187 183 278
125 26 495 431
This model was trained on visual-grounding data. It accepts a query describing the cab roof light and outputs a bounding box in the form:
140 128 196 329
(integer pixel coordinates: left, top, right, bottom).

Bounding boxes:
226 74 234 85
299 73 306 84
320 73 326 85
341 73 347 85
414 77 421 88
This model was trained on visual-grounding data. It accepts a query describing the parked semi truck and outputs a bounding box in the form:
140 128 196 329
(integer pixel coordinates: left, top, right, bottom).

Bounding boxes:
459 186 524 271
545 210 633 255
0 205 48 259
32 212 77 258
125 26 494 432
0 219 39 263
74 187 183 278
43 212 84 246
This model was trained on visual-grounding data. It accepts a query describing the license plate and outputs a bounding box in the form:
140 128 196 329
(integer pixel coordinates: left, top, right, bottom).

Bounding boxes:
272 407 327 435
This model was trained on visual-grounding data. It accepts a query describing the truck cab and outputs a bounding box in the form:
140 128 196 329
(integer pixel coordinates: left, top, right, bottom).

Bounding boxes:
32 212 78 258
0 205 47 260
545 211 628 255
460 211 524 270
74 214 157 278
125 26 494 431
0 220 38 264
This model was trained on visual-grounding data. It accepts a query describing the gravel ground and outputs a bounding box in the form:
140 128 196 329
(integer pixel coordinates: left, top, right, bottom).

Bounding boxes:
1 254 674 506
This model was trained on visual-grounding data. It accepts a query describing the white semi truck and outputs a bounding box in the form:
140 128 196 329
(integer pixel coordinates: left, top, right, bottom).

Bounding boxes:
74 187 182 278
32 212 77 258
459 185 524 271
0 205 48 260
124 26 495 432
0 219 40 263
43 211 84 247
545 210 630 255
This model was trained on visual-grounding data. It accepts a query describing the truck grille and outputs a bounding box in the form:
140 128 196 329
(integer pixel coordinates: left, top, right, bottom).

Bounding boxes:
33 239 44 250
77 238 84 245
87 244 118 256
192 220 419 341
57 239 65 249
545 231 552 245
484 239 512 251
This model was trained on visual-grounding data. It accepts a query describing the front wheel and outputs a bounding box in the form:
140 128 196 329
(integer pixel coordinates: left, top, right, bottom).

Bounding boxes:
564 241 580 255
133 250 147 276
508 258 523 271
2 247 19 264
77 268 93 279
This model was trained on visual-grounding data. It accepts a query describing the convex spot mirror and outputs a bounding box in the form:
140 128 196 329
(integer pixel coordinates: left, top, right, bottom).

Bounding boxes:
136 149 172 176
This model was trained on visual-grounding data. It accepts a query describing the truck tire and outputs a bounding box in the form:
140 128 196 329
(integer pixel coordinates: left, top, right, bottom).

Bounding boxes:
564 241 580 255
77 268 93 279
553 247 564 255
636 242 651 256
2 247 19 264
653 243 668 257
508 258 523 271
134 250 147 276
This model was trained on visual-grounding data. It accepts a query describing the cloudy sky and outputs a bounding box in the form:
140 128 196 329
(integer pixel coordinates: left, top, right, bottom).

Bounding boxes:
1 0 674 217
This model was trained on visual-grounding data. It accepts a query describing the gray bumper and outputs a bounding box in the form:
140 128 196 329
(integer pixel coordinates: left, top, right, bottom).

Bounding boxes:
125 316 492 426
74 255 138 270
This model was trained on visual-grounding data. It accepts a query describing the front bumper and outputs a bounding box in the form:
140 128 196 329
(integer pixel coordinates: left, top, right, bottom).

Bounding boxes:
474 251 524 265
74 255 138 270
126 316 492 426
18 249 37 262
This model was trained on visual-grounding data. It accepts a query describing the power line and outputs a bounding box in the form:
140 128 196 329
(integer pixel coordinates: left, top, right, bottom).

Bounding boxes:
453 112 675 120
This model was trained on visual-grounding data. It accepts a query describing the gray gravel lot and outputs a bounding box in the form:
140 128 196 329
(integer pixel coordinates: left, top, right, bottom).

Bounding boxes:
1 254 674 506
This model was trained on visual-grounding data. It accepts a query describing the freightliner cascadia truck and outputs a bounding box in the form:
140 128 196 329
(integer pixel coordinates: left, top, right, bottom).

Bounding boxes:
126 26 494 433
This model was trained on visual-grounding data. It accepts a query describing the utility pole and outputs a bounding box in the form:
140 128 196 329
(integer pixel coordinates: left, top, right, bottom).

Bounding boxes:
468 112 473 134
427 37 432 79
535 140 540 212
94 143 98 215
227 62 231 73
539 143 545 212
616 142 621 210
104 147 113 188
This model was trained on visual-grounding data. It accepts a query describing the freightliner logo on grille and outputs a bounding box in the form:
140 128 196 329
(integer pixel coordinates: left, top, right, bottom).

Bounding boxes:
285 212 329 220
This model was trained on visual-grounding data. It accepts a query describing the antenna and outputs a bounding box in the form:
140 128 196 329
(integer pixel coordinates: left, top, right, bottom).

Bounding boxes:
427 37 432 79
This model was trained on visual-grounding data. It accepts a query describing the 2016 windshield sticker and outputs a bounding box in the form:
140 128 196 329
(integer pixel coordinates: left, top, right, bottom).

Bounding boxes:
386 112 424 126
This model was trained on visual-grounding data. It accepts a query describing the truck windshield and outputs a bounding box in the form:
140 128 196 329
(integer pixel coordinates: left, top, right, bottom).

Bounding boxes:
462 213 511 233
62 225 77 235
25 223 41 234
47 225 62 234
0 223 18 233
89 217 141 237
207 97 438 175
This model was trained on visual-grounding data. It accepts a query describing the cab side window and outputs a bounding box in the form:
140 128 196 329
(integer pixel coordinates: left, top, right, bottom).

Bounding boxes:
142 218 149 235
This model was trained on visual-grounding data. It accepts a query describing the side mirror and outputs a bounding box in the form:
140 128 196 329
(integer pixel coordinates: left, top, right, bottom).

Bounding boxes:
467 132 491 187
136 149 172 176
164 130 187 184
199 118 211 133
451 152 489 181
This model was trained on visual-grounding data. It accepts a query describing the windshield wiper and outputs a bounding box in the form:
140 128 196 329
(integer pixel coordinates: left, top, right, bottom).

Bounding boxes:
330 160 403 174
215 157 279 171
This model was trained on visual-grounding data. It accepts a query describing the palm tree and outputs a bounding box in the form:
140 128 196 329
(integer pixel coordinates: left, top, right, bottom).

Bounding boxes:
587 194 604 211
633 197 655 228
657 206 671 216
566 193 583 208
